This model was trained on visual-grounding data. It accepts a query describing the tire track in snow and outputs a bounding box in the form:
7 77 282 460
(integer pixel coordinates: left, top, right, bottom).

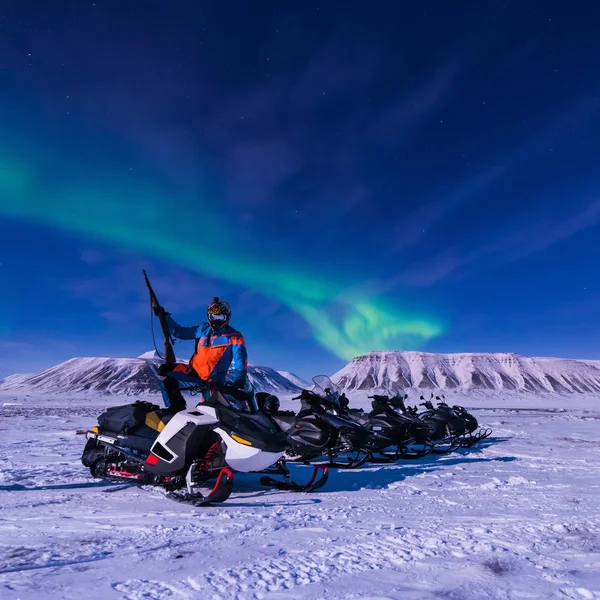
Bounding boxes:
114 528 435 600
114 517 600 600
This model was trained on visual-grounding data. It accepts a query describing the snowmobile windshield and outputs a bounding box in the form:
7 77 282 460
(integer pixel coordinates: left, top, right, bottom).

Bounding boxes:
381 382 407 397
311 375 343 411
381 383 394 397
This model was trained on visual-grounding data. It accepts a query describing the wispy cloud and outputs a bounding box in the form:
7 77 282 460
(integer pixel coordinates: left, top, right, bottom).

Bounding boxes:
393 165 506 249
391 90 600 251
0 340 32 351
371 58 464 144
0 337 80 377
481 198 600 264
79 248 107 265
66 256 228 323
394 249 465 288
392 197 600 288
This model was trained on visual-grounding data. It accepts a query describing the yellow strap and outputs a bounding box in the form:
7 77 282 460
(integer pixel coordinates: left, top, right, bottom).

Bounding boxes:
145 411 165 432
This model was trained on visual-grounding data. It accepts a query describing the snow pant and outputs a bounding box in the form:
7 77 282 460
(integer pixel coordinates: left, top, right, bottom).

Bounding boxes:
156 362 203 412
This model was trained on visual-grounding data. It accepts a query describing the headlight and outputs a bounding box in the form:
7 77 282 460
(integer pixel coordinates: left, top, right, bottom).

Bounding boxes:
231 434 253 446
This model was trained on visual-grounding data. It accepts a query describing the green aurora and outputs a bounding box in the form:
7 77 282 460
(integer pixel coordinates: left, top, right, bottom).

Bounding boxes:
0 153 444 360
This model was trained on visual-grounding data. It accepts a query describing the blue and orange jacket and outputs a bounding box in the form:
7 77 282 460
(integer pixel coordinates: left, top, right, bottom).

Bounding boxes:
165 316 248 386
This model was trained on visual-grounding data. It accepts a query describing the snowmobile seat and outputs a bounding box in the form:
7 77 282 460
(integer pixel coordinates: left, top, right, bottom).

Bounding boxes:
347 408 369 424
97 401 160 434
268 410 297 432
115 424 159 453
145 410 175 433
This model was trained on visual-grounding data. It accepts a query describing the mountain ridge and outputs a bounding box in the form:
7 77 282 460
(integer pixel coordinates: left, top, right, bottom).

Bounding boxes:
3 350 600 397
331 351 600 394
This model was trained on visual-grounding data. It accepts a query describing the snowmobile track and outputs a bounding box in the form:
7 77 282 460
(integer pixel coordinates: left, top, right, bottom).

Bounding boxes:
111 516 600 600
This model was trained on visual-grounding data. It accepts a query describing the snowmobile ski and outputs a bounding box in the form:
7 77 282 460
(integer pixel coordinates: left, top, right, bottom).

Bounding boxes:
368 441 434 463
165 467 234 506
454 427 493 448
325 448 371 469
260 464 329 493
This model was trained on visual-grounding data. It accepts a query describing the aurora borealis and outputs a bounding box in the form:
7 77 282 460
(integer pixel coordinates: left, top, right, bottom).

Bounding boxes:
0 147 443 361
1 1 600 377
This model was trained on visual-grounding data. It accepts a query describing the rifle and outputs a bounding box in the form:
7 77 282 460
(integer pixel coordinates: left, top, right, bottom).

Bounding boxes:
143 269 176 364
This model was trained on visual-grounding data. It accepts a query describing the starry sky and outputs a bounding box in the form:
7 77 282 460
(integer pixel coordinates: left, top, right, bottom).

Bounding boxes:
1 1 600 379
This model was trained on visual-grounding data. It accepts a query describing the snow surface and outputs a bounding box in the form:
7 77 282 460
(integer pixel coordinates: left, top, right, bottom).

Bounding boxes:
333 351 600 395
1 391 600 599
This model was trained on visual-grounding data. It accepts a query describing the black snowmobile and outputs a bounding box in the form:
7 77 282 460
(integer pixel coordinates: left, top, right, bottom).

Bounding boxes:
257 376 372 470
412 394 492 453
344 390 433 462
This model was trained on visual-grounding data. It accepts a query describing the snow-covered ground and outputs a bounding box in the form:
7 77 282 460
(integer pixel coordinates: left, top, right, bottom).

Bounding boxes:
1 392 600 599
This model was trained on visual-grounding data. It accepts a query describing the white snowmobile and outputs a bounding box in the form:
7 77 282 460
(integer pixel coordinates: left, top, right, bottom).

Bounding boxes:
82 384 292 505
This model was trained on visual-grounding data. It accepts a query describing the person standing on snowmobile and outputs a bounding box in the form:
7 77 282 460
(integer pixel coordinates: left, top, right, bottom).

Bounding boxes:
153 297 248 412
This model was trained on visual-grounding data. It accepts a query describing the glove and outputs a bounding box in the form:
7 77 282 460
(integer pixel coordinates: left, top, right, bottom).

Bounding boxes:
153 305 170 318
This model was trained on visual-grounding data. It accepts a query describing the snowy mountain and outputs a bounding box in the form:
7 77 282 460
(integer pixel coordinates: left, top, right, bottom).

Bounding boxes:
246 366 302 394
0 357 162 396
332 351 600 394
276 371 311 390
137 350 162 361
0 355 303 396
5 349 599 398
0 373 36 388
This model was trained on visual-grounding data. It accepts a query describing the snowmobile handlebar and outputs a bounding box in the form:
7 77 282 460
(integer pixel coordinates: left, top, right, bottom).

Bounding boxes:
368 394 390 401
291 389 344 414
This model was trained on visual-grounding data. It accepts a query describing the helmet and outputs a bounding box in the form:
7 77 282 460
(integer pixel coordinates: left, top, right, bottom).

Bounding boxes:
256 392 280 413
207 297 231 330
263 394 279 415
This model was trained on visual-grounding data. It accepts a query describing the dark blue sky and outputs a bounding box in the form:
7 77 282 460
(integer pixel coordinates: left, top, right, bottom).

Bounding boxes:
1 0 599 379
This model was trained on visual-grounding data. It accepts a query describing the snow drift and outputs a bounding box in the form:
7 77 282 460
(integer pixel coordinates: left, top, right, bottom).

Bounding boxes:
332 351 600 394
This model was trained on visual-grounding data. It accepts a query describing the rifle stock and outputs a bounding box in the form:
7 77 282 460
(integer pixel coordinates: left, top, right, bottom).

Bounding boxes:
142 269 176 364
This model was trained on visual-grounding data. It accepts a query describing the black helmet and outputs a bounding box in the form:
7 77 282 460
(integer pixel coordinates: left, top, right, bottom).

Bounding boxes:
207 297 231 330
261 394 279 415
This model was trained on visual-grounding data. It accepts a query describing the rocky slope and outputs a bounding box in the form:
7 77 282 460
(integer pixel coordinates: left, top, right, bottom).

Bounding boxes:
331 351 600 394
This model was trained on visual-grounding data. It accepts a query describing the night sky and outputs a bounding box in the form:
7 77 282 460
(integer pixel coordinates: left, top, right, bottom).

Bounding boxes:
1 1 600 379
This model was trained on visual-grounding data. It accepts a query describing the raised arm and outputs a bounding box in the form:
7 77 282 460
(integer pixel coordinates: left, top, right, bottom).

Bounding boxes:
165 315 199 340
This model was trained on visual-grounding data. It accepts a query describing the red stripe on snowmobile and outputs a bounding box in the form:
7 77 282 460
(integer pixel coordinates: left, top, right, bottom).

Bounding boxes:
108 467 143 480
146 453 159 465
209 467 233 495
306 465 327 488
